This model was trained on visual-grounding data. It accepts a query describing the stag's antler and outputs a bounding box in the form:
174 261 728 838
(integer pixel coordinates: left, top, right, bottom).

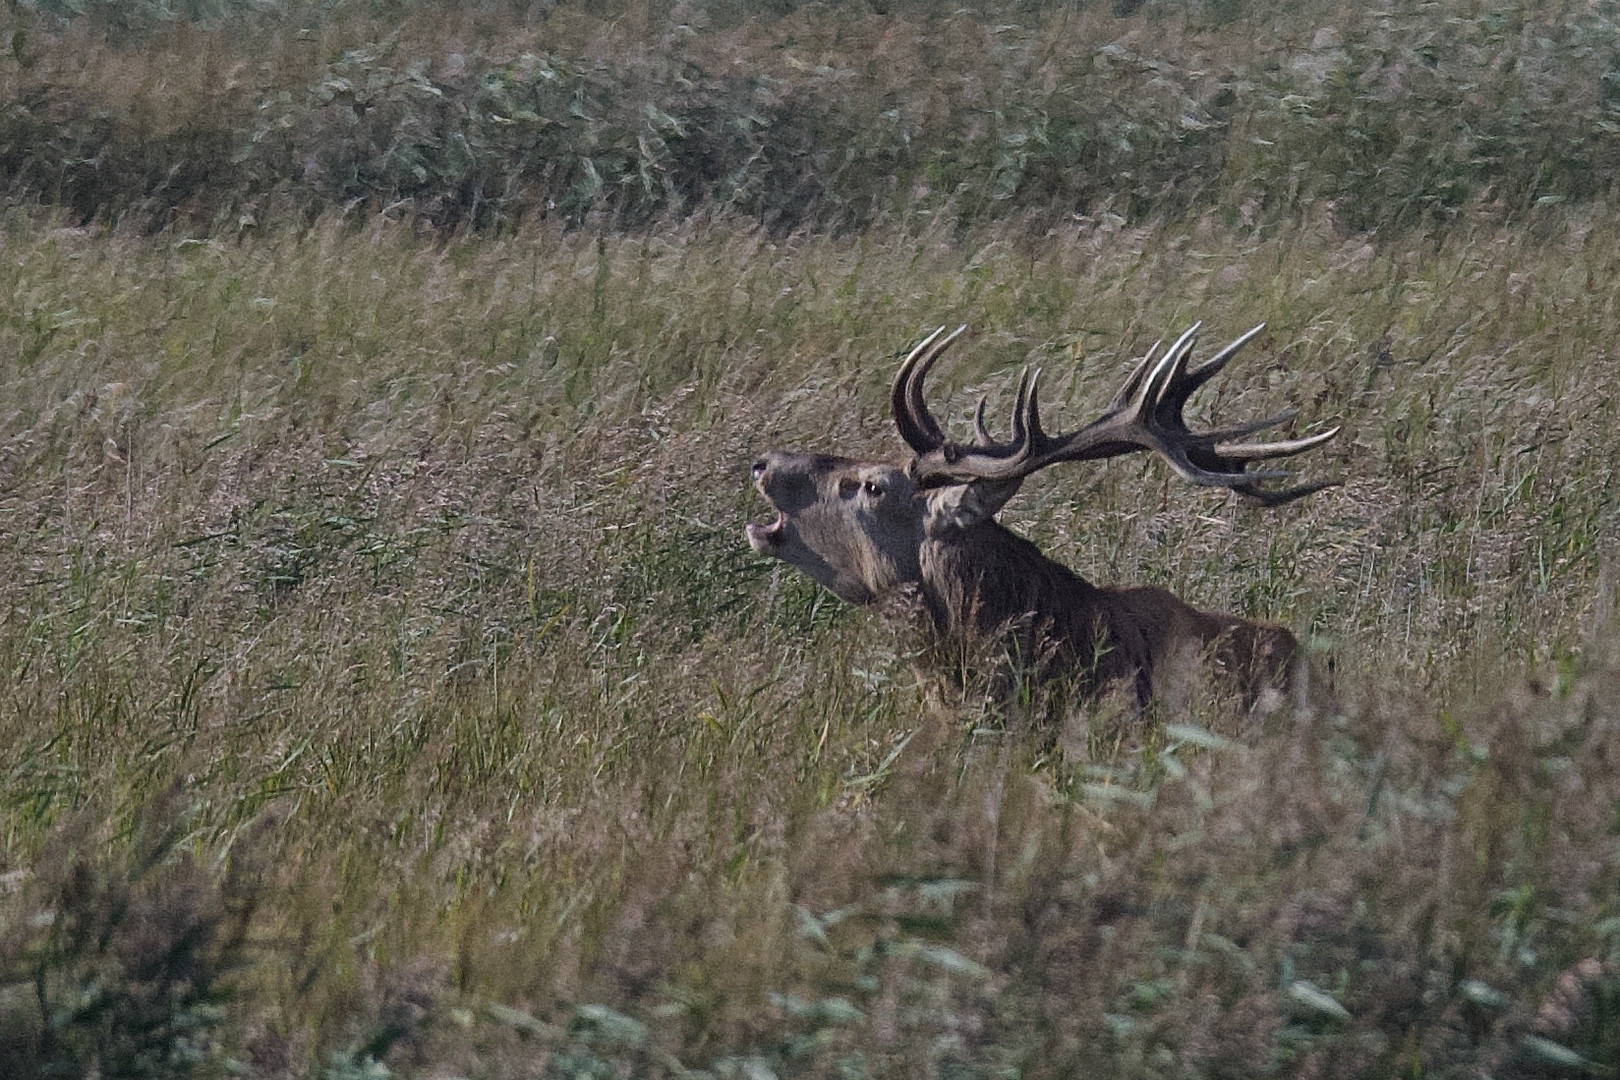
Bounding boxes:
892 323 1340 506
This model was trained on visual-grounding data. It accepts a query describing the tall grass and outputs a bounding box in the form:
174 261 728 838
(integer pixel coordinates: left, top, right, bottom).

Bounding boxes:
2 199 1619 1075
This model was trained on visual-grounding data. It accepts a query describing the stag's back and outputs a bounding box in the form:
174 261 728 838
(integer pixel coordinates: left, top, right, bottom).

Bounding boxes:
1096 584 1298 707
914 520 1299 707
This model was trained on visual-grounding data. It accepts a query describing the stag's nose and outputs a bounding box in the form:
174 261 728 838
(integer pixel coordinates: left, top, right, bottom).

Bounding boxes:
751 452 817 508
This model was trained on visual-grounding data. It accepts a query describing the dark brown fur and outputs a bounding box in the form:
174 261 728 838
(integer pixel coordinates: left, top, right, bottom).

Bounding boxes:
919 517 1296 708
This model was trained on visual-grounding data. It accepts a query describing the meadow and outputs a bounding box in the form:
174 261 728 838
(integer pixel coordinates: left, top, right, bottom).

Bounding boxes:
3 1 1620 1077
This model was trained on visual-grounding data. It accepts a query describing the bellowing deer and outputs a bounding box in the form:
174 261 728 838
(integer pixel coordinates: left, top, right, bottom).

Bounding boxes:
745 324 1339 709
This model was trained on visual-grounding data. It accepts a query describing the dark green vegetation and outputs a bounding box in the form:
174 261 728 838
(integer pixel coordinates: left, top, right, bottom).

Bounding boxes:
4 0 1619 233
3 1 1620 1077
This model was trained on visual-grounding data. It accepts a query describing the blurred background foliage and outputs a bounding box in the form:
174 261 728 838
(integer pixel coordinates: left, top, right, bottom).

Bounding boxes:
0 0 1617 235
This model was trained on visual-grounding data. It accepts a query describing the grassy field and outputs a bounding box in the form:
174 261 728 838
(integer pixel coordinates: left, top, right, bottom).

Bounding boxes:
4 2 1620 1078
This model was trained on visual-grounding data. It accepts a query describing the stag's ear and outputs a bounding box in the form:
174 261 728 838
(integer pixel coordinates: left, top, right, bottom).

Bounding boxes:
923 479 1023 535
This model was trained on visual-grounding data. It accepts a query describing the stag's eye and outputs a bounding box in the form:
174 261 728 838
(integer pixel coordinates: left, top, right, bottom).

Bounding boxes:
862 480 885 498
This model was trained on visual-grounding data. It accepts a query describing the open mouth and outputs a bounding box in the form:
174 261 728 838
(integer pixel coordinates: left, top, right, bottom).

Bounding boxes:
745 510 786 553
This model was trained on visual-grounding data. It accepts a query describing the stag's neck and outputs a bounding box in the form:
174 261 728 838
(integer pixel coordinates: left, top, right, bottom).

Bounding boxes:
916 520 1102 641
912 519 1177 701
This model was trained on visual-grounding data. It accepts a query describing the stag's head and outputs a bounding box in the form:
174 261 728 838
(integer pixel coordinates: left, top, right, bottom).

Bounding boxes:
746 324 1339 605
745 452 925 604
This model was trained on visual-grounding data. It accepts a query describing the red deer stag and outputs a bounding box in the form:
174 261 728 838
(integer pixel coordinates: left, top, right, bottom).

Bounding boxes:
745 323 1339 708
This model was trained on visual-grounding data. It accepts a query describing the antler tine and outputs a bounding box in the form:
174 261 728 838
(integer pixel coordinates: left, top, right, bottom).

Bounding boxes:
892 324 967 454
1164 322 1265 413
1007 367 1035 453
972 396 995 447
1191 322 1265 376
1157 441 1294 488
1233 478 1342 508
1025 368 1052 451
1139 323 1201 413
964 367 1050 461
1198 408 1300 445
1218 425 1342 462
956 364 1057 467
1107 337 1164 411
892 325 948 450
